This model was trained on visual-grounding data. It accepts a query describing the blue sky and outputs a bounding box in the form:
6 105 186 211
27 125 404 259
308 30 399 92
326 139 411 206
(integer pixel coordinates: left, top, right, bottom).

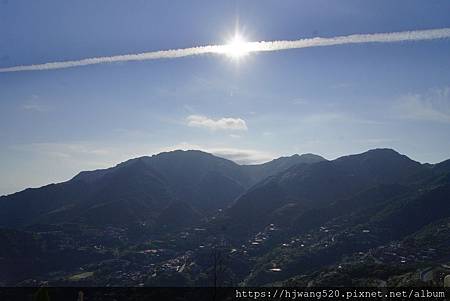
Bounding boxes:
1 0 450 195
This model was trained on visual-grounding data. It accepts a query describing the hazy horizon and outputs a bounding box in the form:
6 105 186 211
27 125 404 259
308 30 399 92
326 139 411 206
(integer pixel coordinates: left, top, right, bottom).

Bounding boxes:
1 146 447 197
1 0 450 196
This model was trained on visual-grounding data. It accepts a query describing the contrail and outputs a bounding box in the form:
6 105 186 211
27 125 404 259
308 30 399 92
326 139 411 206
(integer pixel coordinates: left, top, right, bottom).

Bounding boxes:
1 27 450 73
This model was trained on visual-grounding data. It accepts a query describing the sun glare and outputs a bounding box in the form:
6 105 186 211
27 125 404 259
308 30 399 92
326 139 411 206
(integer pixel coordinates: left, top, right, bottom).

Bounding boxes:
225 33 251 59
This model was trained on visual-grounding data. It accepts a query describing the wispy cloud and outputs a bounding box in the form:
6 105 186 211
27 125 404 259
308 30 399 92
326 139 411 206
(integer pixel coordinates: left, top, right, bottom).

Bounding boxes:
1 141 277 195
355 138 398 148
291 98 309 105
209 147 274 164
330 82 355 89
301 112 384 125
21 95 51 112
301 112 347 124
160 142 274 164
1 28 450 72
21 102 50 112
11 140 273 166
394 87 450 123
10 142 111 159
186 115 248 131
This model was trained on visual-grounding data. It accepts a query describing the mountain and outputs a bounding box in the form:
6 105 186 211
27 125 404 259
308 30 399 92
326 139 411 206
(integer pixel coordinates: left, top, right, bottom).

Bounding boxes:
155 200 202 231
275 216 450 287
0 150 322 229
223 149 432 235
239 182 450 286
213 149 450 285
1 148 450 287
242 153 325 184
433 158 450 173
368 182 450 239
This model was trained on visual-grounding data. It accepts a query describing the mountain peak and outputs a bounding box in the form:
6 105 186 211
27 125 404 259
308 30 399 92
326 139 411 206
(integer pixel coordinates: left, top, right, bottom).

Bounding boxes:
297 153 327 162
336 148 417 163
153 149 211 157
434 159 450 173
151 149 233 163
365 148 401 156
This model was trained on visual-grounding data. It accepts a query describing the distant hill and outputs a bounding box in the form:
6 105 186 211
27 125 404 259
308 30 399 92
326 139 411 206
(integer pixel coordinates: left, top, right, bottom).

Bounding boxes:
242 153 325 184
209 149 450 286
0 150 323 229
223 149 445 235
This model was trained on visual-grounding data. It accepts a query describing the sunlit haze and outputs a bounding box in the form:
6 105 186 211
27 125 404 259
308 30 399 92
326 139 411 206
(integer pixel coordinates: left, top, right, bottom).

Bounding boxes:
224 33 251 59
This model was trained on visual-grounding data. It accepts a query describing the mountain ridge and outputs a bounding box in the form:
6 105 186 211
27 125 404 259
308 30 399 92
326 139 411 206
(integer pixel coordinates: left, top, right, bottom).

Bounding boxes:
0 149 325 228
221 148 444 236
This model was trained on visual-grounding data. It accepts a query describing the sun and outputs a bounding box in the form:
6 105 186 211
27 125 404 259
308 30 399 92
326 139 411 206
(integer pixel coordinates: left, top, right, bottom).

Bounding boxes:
224 33 251 59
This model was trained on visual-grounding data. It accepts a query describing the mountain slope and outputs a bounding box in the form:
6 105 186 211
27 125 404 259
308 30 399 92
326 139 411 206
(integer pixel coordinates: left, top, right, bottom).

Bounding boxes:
241 175 450 286
0 150 321 229
223 149 428 235
242 153 325 184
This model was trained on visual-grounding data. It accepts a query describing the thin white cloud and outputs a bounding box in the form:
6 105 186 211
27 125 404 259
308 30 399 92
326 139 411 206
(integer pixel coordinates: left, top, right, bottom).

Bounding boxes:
159 142 274 164
301 112 385 125
1 28 450 72
330 82 355 89
291 98 308 105
2 140 276 195
186 115 248 131
394 87 450 123
355 138 398 148
302 112 347 124
3 142 120 195
21 95 51 112
21 102 50 112
11 141 272 166
10 142 111 159
209 147 274 164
